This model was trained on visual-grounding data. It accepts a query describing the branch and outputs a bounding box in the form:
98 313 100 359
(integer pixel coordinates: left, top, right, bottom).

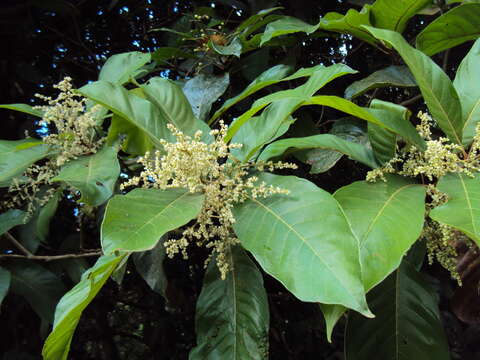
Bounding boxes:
4 231 33 257
400 94 423 107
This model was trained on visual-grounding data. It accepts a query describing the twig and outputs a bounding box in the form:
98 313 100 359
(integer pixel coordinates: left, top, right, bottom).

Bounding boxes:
4 231 33 257
400 94 423 107
442 49 450 72
0 251 103 261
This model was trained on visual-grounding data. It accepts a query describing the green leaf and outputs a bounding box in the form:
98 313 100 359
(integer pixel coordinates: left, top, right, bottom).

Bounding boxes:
344 65 416 100
6 261 67 323
260 16 320 45
211 37 243 57
364 26 464 144
226 64 357 141
319 7 377 46
430 173 480 245
454 39 480 146
107 113 154 155
237 7 283 33
210 64 292 124
258 134 378 169
368 99 406 164
295 118 369 174
371 0 432 33
132 237 167 297
344 261 450 360
232 173 372 316
99 51 151 85
335 176 426 291
0 209 27 235
36 190 60 241
101 188 205 253
189 247 269 360
151 47 194 64
416 3 480 56
0 103 43 118
183 73 230 122
0 139 51 187
321 176 426 339
42 254 126 360
141 77 213 142
79 80 175 146
52 144 120 206
0 267 11 308
305 96 426 149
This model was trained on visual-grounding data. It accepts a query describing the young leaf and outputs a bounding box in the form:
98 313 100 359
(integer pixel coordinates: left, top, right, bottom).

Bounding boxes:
101 188 205 253
99 51 151 85
79 81 175 146
209 64 292 124
189 247 269 360
0 103 43 118
141 77 213 142
183 73 230 122
344 65 416 100
132 236 168 297
370 0 432 33
258 134 379 169
0 139 51 187
52 144 120 206
0 209 27 236
0 267 11 308
42 254 126 360
211 37 243 57
454 39 480 146
260 16 320 46
232 173 372 317
430 173 480 246
6 261 67 323
416 3 480 55
363 26 464 144
344 261 450 360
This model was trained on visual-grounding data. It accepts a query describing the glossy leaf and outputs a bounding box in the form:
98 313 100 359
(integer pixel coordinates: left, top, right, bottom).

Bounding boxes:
52 144 120 206
0 209 27 235
141 77 213 142
345 261 450 360
260 16 320 45
107 113 154 155
232 173 372 316
0 267 10 307
454 39 480 146
416 3 480 55
305 96 425 149
102 188 204 253
344 65 416 100
364 26 464 144
99 51 151 85
79 80 174 146
258 134 378 169
0 139 51 187
133 237 167 297
368 100 406 164
371 0 432 33
319 7 377 45
189 247 269 359
6 261 67 323
42 254 126 360
430 173 480 245
183 73 230 122
0 103 43 117
210 64 292 123
226 64 357 141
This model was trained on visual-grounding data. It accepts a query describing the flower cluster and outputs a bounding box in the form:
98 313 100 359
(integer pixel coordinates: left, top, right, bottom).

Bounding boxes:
122 122 297 278
367 111 480 182
4 77 104 214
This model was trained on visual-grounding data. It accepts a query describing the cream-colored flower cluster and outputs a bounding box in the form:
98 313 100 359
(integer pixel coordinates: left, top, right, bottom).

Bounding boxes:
122 122 297 279
367 111 480 182
4 77 104 214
